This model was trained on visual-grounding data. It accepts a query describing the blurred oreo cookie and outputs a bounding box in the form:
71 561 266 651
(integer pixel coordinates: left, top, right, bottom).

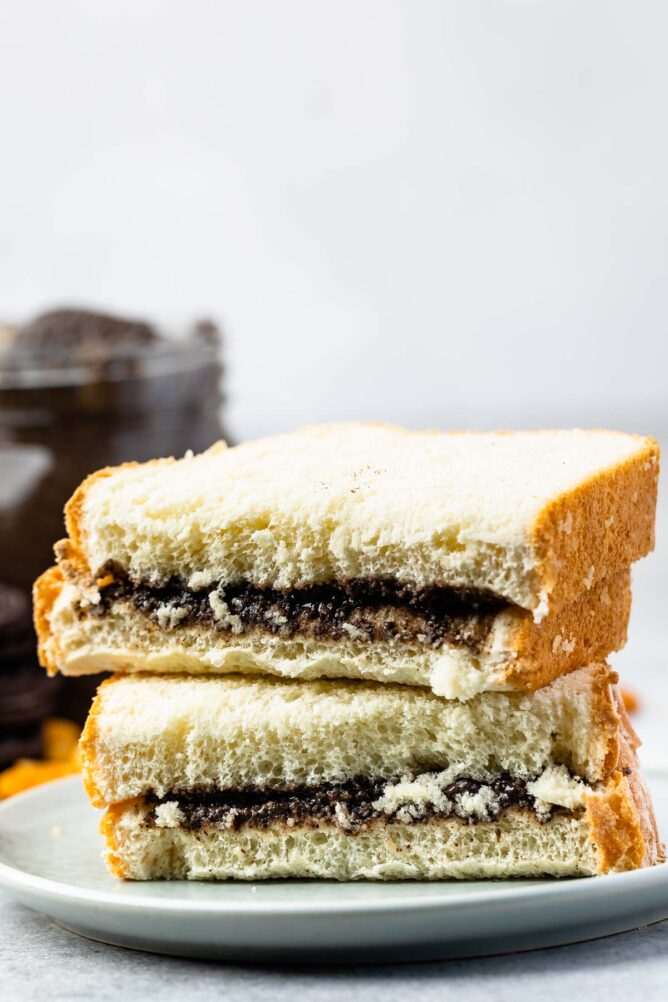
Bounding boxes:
7 308 157 369
0 583 60 768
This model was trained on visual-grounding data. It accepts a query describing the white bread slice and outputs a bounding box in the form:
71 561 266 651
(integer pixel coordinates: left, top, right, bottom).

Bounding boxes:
60 424 659 615
36 566 631 699
100 781 657 880
97 718 660 879
83 671 662 879
103 805 602 879
80 666 625 807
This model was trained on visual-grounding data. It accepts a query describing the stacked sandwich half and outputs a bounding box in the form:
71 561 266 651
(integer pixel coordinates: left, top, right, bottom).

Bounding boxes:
35 424 663 879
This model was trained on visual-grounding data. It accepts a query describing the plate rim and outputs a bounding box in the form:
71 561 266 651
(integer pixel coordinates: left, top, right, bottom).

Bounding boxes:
1 772 667 918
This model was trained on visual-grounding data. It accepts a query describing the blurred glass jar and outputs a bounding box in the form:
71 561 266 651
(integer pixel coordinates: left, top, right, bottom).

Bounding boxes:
0 308 227 724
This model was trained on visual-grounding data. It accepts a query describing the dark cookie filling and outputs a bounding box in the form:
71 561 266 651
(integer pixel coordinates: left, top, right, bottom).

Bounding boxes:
94 575 509 651
144 774 563 833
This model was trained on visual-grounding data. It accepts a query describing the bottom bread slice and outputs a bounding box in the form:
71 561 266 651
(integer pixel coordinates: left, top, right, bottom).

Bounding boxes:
101 789 647 881
103 807 597 879
81 669 663 879
100 761 661 880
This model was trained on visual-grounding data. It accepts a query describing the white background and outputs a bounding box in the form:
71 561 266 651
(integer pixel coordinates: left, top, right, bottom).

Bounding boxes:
0 1 666 701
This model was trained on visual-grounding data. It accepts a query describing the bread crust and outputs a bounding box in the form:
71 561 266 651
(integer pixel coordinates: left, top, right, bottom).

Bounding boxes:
583 688 663 871
99 800 134 879
33 565 65 677
583 665 623 779
496 568 630 691
79 675 121 808
532 435 659 612
585 736 664 872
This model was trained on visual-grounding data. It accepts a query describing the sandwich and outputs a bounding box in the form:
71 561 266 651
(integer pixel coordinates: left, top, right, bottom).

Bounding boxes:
35 424 658 699
33 423 662 881
81 666 661 879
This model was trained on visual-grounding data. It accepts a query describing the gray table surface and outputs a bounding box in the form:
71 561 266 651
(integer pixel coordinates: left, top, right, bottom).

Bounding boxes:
2 888 668 1002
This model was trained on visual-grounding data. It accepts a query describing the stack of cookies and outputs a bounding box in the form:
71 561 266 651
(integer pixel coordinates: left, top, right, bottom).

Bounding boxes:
35 424 663 879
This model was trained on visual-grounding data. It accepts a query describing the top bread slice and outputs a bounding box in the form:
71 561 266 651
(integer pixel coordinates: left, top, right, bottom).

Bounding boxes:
61 423 658 615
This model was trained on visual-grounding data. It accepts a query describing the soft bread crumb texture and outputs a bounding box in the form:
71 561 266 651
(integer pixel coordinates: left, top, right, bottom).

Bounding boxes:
104 800 653 880
79 666 622 806
36 567 631 698
97 732 663 880
64 424 659 613
103 806 600 879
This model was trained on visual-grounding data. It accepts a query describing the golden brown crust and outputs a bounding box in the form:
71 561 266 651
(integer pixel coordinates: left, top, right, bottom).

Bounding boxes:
585 772 664 871
33 555 95 678
581 664 622 780
52 537 97 588
78 676 121 808
32 566 65 677
585 706 664 872
622 759 664 869
99 800 138 879
499 569 631 691
532 435 659 613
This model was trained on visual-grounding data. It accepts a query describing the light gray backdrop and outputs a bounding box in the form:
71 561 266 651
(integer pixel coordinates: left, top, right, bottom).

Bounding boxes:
0 0 665 690
0 1 666 439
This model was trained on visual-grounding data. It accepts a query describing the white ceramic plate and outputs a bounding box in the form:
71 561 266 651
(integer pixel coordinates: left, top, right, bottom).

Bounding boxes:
1 773 667 963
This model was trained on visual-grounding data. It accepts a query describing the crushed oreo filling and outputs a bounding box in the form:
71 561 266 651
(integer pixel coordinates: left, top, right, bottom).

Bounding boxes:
93 574 508 651
144 773 569 834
